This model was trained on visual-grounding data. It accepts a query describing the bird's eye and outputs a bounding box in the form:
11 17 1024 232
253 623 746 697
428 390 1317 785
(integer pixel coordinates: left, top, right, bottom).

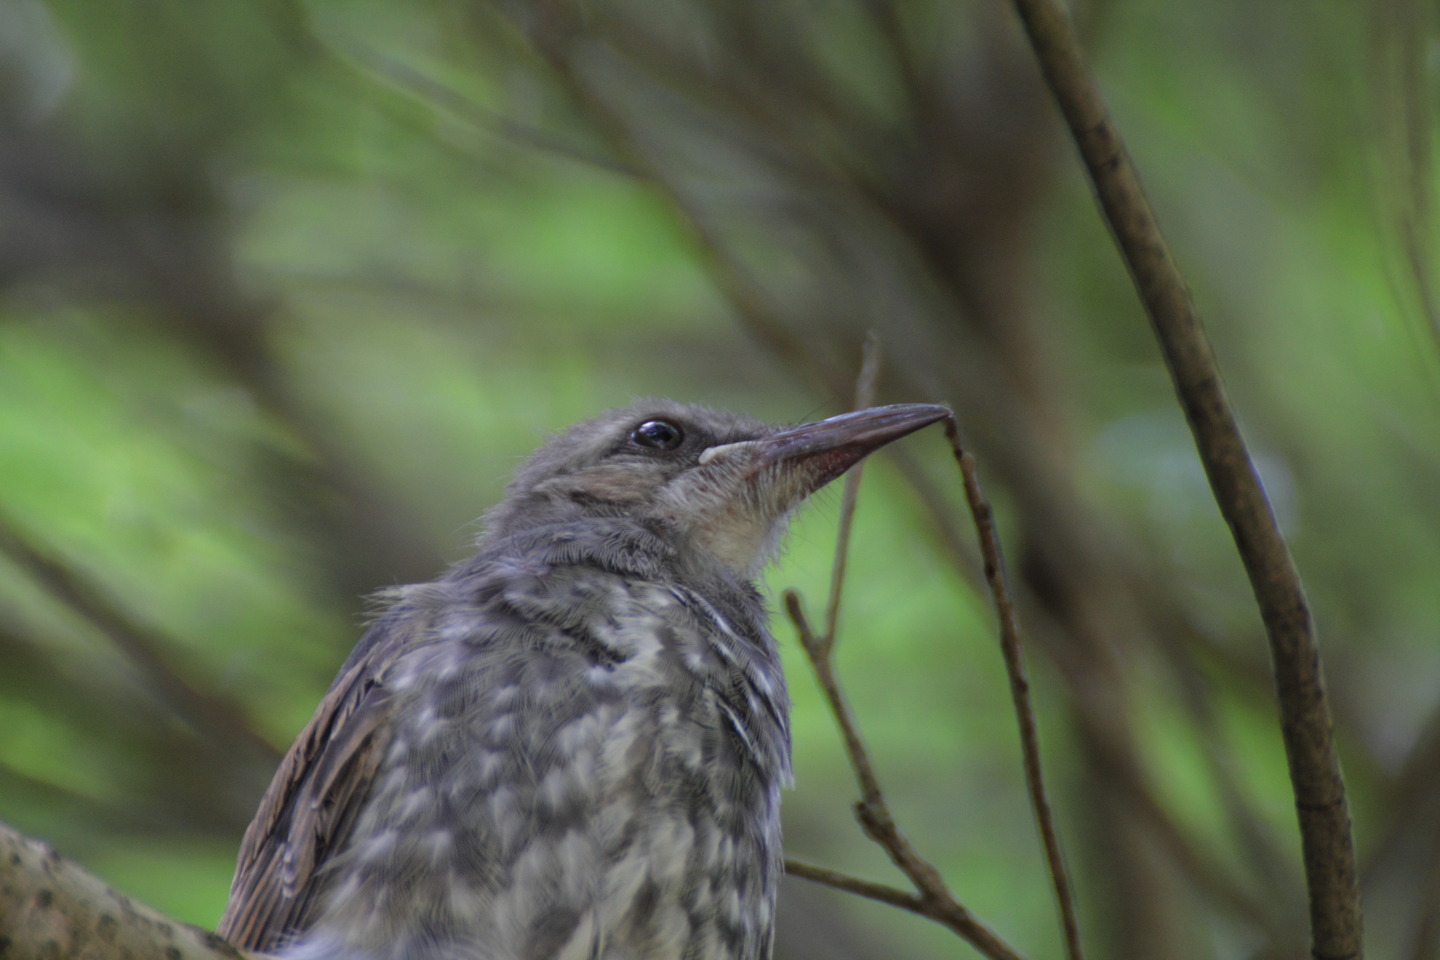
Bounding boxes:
630 419 685 451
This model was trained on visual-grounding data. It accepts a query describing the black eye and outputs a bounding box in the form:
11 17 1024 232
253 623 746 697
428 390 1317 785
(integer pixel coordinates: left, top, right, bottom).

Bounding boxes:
630 419 685 450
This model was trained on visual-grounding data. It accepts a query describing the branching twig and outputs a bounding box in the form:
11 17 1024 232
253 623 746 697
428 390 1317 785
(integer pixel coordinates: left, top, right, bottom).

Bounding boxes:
942 420 1084 960
783 856 934 916
784 594 1026 960
784 853 1021 957
1005 1 1363 957
783 348 1082 960
776 344 1028 960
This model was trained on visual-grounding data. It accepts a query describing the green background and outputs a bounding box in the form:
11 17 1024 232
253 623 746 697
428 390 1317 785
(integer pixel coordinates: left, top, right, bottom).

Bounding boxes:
0 1 1436 958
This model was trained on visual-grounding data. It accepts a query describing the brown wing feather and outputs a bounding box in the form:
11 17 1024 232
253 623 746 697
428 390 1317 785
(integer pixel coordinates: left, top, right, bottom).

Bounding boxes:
217 634 401 952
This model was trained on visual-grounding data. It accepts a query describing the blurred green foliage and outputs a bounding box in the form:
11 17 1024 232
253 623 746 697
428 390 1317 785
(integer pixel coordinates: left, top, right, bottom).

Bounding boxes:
1 0 1437 958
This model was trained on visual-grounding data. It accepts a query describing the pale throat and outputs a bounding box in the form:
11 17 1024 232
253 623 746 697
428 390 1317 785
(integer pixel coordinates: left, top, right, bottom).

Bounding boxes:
685 505 786 580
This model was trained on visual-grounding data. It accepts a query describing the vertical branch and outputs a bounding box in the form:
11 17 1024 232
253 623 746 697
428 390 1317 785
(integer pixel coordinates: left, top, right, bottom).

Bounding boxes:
822 332 883 644
1004 1 1363 957
943 422 1084 960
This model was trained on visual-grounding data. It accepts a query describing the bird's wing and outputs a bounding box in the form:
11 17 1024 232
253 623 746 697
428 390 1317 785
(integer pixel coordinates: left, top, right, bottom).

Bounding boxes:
216 628 399 952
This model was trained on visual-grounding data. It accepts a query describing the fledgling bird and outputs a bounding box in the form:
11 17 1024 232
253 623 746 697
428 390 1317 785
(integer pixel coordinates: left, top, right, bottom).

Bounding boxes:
218 399 949 960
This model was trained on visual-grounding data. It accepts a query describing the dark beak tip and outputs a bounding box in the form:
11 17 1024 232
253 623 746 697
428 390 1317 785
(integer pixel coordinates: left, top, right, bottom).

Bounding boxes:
760 401 952 469
819 402 952 442
874 402 952 427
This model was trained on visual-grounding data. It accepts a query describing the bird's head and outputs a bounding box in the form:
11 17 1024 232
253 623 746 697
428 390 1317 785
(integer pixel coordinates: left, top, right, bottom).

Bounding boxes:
481 399 950 579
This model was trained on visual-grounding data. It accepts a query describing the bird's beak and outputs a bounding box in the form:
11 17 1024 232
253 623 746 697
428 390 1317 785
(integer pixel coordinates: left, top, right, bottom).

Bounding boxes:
701 403 951 491
754 403 951 494
684 403 950 575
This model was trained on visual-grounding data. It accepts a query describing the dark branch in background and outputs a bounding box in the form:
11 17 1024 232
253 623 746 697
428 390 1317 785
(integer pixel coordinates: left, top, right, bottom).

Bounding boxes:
1004 0 1363 957
0 81 443 602
511 22 854 404
1375 0 1440 341
942 421 1084 960
0 513 278 765
335 43 637 177
542 62 1129 950
488 5 1319 951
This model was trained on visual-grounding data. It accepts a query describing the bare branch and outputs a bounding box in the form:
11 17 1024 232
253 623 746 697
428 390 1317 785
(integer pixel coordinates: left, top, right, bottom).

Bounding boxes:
776 336 1029 960
0 819 248 960
942 421 1084 960
784 590 1028 960
783 593 884 814
783 856 1024 959
1004 0 1363 956
784 857 932 915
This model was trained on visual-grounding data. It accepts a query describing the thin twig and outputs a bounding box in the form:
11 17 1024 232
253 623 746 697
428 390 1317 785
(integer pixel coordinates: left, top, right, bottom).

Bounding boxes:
942 420 1084 960
822 332 883 646
785 593 1027 960
774 338 1027 960
784 856 933 915
785 594 885 815
1005 1 1363 957
783 856 1020 955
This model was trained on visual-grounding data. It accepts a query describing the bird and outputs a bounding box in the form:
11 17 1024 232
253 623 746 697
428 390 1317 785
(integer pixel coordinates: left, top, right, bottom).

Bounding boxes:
217 398 949 960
